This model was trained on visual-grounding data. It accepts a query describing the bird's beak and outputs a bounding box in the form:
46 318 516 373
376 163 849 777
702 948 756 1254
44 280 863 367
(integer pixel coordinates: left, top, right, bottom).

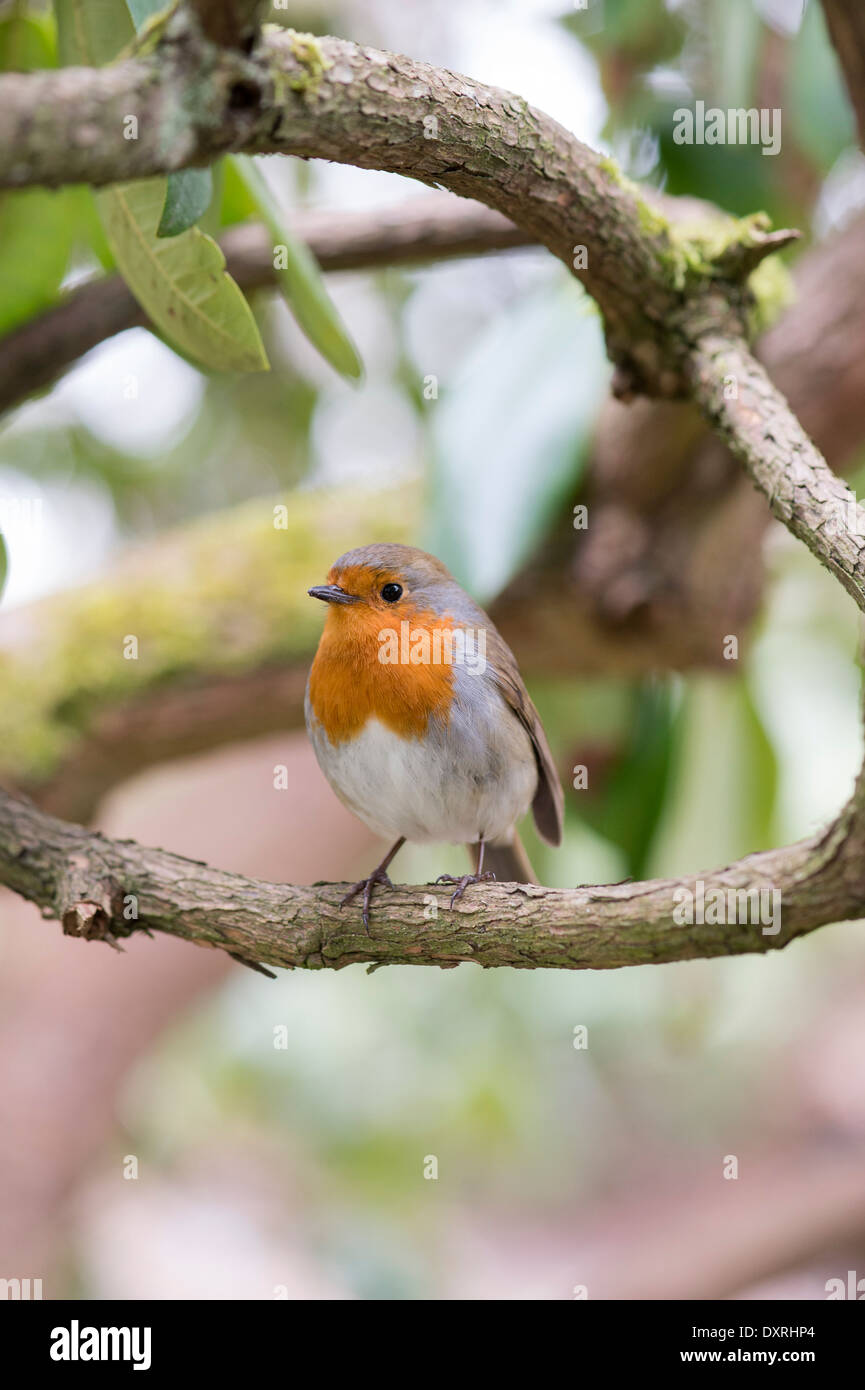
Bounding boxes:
307 584 359 605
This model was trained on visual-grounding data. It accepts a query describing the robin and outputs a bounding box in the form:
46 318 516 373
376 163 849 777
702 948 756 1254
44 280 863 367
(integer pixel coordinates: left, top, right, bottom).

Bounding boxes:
305 543 563 926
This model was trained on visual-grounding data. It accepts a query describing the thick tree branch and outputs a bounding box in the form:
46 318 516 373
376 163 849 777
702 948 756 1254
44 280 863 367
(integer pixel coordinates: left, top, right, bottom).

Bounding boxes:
0 20 780 392
583 210 865 591
0 196 533 416
503 209 865 671
0 777 862 973
688 334 865 609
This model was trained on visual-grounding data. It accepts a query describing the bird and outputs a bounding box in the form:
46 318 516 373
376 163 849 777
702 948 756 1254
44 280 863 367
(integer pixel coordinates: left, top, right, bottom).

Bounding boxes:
304 543 563 927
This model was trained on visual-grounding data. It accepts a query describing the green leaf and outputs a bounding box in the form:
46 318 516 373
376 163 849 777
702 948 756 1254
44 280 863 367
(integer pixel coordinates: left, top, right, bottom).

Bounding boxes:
221 156 260 226
710 0 761 110
652 675 778 874
125 0 166 25
157 168 214 237
0 530 7 601
0 9 65 329
0 11 57 70
426 279 610 601
66 184 115 272
787 0 856 171
233 155 363 382
735 679 778 851
198 159 225 238
55 0 134 67
55 0 268 374
0 188 74 334
562 0 684 65
97 180 269 373
578 680 676 879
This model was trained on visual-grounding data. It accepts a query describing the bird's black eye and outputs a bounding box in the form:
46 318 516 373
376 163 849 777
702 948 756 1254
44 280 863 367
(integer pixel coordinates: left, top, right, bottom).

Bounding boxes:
381 582 403 603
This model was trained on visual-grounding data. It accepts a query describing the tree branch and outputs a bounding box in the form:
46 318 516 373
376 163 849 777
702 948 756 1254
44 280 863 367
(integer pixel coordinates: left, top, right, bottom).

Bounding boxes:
0 777 862 973
0 20 779 393
688 333 865 609
0 196 532 417
504 208 865 672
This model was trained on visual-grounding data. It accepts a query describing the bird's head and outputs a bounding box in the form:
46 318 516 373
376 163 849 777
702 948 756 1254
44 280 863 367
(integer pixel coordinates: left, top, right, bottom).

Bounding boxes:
308 544 462 625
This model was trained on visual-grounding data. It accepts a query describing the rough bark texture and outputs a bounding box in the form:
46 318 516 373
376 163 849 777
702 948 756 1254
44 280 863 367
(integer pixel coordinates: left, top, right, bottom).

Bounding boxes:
0 20 787 393
568 209 865 665
1 780 863 973
688 334 865 608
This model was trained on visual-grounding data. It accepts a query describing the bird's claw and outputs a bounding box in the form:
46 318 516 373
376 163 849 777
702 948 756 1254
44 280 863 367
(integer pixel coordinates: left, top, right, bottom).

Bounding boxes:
341 868 395 929
435 870 497 908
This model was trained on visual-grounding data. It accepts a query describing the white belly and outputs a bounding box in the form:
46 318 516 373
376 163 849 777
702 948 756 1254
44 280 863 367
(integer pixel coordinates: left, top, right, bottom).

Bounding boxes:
306 681 538 846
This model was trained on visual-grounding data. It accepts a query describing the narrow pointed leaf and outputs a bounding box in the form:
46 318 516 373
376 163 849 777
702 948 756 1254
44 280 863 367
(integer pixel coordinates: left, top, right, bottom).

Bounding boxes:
158 168 214 237
55 0 134 66
125 0 166 26
0 10 56 70
0 188 75 333
234 156 363 382
55 0 268 374
221 156 259 226
98 180 269 372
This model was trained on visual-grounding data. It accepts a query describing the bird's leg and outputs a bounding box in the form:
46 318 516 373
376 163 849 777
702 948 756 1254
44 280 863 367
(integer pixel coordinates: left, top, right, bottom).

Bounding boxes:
341 837 405 929
436 839 497 908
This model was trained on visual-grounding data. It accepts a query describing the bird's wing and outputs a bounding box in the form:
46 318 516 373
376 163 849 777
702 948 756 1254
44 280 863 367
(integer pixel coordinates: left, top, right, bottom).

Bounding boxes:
484 627 564 846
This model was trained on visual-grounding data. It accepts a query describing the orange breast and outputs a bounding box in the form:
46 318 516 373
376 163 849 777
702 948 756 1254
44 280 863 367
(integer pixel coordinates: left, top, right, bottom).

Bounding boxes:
308 603 455 742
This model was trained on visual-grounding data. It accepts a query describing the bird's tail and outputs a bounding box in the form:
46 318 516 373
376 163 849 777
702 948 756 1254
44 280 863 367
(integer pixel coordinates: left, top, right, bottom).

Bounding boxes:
473 832 537 885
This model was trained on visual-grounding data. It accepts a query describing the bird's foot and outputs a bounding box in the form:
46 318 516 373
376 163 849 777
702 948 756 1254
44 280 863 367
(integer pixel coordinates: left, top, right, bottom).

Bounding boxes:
435 870 497 908
341 867 395 930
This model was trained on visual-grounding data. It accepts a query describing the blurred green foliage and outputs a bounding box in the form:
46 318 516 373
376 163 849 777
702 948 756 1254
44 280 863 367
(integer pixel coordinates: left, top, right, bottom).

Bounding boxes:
563 0 854 225
426 280 609 601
